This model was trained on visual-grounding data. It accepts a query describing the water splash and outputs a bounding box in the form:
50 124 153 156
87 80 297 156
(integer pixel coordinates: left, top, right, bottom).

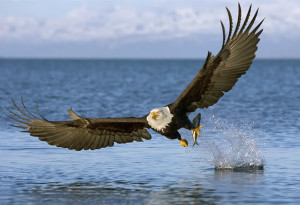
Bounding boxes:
204 115 265 170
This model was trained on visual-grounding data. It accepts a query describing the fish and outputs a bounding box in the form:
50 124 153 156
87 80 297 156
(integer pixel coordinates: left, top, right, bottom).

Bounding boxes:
192 113 201 147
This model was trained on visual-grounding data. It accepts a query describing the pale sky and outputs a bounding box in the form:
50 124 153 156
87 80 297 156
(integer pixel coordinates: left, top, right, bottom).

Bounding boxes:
1 0 300 59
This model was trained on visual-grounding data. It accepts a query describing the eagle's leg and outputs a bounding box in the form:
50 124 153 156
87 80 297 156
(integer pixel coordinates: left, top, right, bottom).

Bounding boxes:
165 131 188 147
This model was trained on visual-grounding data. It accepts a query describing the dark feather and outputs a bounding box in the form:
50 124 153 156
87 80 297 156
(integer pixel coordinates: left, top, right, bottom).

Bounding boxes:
232 3 242 37
220 21 226 49
225 7 233 43
8 99 151 151
169 5 263 113
239 4 252 34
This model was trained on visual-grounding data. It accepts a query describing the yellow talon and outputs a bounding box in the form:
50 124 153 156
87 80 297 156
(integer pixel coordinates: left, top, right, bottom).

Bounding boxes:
192 125 202 136
180 139 188 147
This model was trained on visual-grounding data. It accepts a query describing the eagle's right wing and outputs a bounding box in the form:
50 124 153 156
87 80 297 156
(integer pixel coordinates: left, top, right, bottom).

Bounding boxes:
7 98 151 151
169 4 263 114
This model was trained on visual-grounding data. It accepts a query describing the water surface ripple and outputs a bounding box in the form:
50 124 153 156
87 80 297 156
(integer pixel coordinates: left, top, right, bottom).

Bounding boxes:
0 59 299 204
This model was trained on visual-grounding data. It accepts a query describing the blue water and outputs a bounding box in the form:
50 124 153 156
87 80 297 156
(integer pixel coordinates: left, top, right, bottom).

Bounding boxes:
0 59 299 204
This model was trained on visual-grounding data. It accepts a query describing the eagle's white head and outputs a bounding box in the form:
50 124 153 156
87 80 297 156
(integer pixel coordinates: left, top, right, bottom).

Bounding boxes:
146 106 173 132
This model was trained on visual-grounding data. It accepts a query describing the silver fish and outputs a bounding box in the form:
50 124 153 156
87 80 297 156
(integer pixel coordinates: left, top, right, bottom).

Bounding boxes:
192 113 201 147
192 130 199 147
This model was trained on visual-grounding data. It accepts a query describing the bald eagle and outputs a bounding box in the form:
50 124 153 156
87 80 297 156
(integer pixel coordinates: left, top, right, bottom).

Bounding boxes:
7 4 263 151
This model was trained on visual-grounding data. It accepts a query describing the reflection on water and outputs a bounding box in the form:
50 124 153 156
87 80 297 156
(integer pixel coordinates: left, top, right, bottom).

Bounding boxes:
21 182 220 204
215 167 264 174
12 167 265 204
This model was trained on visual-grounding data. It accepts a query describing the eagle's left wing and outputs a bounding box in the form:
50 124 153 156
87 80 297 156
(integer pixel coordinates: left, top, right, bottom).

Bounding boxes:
7 98 151 151
169 4 264 114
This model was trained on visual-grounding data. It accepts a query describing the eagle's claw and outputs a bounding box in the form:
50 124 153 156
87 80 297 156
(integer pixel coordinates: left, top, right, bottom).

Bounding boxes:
192 125 202 136
180 139 188 147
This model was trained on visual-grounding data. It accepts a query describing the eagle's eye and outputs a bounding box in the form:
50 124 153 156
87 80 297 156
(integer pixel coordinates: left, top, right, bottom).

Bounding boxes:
151 111 160 120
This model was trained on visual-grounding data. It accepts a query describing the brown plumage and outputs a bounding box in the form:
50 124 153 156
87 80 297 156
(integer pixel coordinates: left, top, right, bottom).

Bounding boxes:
7 4 263 150
169 4 264 113
7 98 151 151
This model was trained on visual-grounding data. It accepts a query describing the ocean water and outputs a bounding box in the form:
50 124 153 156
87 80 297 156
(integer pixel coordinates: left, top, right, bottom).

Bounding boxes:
0 59 299 204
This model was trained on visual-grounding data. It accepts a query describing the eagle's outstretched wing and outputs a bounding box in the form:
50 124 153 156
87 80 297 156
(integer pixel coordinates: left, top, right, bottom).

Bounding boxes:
169 4 264 113
7 98 151 151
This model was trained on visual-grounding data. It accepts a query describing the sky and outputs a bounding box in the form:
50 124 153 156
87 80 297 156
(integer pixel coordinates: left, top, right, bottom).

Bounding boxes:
0 0 300 59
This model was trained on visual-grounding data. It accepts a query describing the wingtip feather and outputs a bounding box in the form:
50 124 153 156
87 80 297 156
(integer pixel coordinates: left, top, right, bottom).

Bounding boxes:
225 7 233 43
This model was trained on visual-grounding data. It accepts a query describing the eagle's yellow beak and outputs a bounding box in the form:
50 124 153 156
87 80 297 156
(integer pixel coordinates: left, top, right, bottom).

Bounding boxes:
151 111 160 120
